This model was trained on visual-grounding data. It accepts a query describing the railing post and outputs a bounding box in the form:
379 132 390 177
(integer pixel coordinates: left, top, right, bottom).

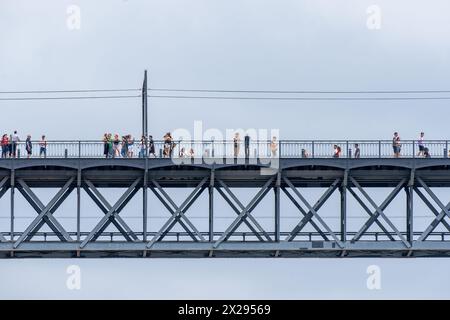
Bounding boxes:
78 141 81 158
312 141 315 158
378 140 381 158
445 141 448 158
412 140 415 159
346 141 349 158
279 140 282 158
223 139 226 162
145 138 148 159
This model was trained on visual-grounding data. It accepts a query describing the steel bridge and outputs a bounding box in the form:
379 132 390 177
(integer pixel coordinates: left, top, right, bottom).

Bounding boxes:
1 140 450 258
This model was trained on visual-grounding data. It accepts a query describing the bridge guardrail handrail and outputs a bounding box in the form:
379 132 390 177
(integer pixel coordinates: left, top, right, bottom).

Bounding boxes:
1 139 449 159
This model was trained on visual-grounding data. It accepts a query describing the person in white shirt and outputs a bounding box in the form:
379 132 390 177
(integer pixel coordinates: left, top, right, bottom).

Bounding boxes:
417 132 425 157
11 131 20 158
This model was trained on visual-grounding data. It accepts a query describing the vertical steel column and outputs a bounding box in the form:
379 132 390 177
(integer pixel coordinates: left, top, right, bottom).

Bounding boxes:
274 188 280 242
143 160 148 242
142 70 148 139
10 169 15 242
406 186 413 243
76 166 81 242
340 186 347 242
340 170 348 243
209 186 214 242
274 171 281 242
209 169 215 242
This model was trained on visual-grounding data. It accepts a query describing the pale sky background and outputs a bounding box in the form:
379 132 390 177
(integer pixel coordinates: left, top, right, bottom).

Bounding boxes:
1 0 450 299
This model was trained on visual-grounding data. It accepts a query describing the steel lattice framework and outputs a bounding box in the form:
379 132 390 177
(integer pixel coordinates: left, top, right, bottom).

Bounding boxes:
1 157 450 258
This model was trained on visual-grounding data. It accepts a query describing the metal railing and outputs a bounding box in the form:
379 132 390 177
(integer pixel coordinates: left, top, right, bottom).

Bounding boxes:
0 140 449 159
3 231 450 242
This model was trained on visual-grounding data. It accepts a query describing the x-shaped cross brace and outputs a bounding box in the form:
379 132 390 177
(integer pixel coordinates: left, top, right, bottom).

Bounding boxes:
216 179 273 242
283 177 344 248
80 178 141 248
83 179 140 242
146 178 208 248
213 178 274 248
13 178 74 248
0 177 9 242
347 188 396 241
349 177 410 248
416 177 450 241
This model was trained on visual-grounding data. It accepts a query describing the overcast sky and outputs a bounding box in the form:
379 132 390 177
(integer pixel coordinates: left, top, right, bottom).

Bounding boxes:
1 0 450 299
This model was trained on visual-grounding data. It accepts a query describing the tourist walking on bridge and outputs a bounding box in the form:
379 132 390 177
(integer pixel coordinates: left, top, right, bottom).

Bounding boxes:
417 132 425 157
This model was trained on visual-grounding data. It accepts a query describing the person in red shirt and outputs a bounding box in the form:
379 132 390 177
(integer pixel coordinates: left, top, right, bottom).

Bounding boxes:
1 134 9 158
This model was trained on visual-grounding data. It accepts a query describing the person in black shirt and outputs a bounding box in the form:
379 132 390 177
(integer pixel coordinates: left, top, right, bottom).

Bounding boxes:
25 135 32 158
148 135 155 157
244 134 250 159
